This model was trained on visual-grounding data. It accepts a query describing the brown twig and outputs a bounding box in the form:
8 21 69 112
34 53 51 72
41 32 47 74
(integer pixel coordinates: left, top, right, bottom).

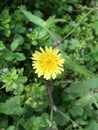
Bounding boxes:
94 0 96 8
46 82 79 127
47 82 55 121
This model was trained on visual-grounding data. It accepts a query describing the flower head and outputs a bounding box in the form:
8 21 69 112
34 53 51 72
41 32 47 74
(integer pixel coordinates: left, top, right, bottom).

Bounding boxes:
3 68 8 73
32 46 65 80
73 22 79 28
29 27 33 32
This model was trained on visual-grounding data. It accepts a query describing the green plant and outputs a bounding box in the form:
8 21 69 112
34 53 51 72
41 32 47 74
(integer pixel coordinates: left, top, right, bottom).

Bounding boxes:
0 1 98 130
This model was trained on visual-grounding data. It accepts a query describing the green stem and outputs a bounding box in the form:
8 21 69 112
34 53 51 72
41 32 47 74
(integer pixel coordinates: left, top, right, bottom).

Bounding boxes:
44 8 96 44
48 85 79 127
47 82 81 128
48 91 54 121
62 8 94 40
0 85 5 89
45 27 58 41
66 124 73 130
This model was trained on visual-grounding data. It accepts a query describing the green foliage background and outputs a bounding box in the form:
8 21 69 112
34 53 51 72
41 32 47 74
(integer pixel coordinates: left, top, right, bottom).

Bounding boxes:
0 0 98 130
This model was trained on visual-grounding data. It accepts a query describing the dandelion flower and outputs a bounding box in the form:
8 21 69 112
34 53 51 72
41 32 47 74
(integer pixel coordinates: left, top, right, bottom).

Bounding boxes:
32 46 65 80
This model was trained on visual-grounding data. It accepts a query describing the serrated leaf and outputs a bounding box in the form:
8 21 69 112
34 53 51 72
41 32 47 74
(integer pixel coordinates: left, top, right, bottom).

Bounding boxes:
19 6 57 40
70 105 84 116
63 55 95 78
85 121 98 130
66 77 98 93
1 68 27 94
54 114 68 126
69 38 80 50
75 92 93 106
24 113 49 130
0 96 24 115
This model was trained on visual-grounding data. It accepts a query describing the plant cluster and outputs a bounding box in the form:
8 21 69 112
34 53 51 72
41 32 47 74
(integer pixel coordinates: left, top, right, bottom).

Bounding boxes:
0 0 98 130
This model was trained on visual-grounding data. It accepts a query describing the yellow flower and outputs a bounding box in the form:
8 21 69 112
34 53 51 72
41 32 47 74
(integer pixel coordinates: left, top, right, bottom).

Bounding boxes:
32 46 65 80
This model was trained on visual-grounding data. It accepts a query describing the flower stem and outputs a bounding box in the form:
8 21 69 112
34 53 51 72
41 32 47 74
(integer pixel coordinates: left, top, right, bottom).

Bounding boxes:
0 85 5 89
48 91 54 121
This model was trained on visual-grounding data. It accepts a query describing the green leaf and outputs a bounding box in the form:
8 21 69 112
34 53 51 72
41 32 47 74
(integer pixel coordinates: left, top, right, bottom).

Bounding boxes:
14 52 26 61
11 34 24 51
11 39 20 51
63 55 95 78
70 105 84 117
19 6 46 28
19 6 57 40
0 96 25 115
92 21 98 34
7 126 15 130
75 92 93 106
3 50 14 61
14 24 26 33
69 38 80 50
0 9 11 24
0 41 5 50
85 121 98 130
66 77 98 93
0 58 6 68
24 113 50 130
54 114 68 126
95 54 98 61
25 84 49 111
4 30 11 37
0 115 8 129
1 68 27 94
